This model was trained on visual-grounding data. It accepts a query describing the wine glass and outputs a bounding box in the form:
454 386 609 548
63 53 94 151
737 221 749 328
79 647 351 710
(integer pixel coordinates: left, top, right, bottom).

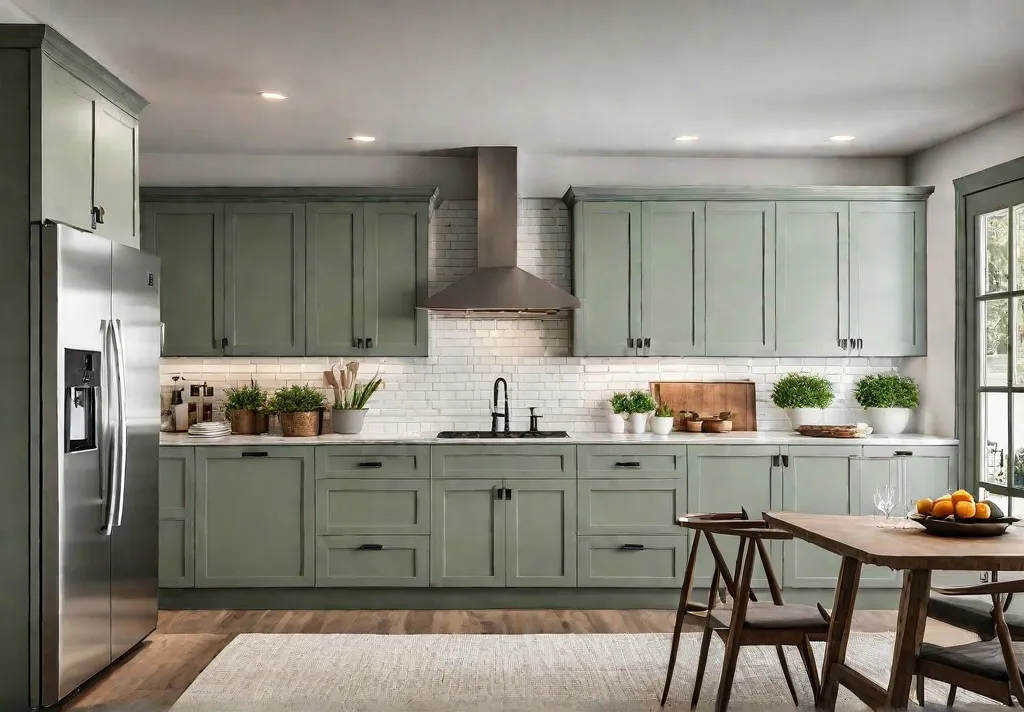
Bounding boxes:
874 485 895 528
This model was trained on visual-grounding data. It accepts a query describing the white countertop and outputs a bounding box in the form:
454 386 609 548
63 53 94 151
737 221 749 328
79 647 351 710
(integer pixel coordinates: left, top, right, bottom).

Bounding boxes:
159 431 958 447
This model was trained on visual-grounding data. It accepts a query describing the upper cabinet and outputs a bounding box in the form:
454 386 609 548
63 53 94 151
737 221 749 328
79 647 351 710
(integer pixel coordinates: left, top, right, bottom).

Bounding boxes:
565 186 933 359
142 189 436 358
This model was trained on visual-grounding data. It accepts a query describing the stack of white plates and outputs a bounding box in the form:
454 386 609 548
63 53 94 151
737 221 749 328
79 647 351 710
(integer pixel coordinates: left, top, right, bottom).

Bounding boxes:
188 421 231 438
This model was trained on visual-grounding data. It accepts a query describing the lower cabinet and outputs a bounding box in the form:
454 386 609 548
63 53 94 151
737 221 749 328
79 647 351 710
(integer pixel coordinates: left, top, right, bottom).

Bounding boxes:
316 535 429 587
195 446 315 587
431 478 576 587
158 448 194 588
577 479 685 535
577 535 688 587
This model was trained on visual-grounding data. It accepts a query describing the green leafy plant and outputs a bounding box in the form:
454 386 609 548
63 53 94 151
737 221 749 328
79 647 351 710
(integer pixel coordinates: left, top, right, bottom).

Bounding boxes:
854 374 920 409
334 374 385 410
266 384 326 413
610 392 630 415
627 389 656 414
771 373 835 409
655 403 674 418
223 380 267 413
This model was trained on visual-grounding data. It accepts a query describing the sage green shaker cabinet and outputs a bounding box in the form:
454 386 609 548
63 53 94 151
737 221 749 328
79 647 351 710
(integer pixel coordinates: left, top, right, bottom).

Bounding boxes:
194 447 315 587
158 448 194 588
305 202 362 354
431 479 506 587
141 203 224 356
505 480 577 587
704 202 777 356
224 203 306 356
775 202 849 356
642 202 705 355
850 202 927 356
316 535 429 587
92 101 139 246
577 535 688 588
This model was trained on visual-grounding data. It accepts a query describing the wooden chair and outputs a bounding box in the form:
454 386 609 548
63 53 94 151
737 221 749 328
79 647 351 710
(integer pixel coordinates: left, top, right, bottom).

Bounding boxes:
916 579 1024 707
661 514 829 711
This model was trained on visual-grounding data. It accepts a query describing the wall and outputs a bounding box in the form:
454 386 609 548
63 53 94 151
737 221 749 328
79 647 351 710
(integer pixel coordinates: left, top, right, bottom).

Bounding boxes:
161 198 901 434
906 109 1024 437
141 152 907 199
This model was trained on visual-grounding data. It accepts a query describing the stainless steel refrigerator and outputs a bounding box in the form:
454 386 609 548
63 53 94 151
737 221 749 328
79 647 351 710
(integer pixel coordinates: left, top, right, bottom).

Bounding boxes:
33 222 160 707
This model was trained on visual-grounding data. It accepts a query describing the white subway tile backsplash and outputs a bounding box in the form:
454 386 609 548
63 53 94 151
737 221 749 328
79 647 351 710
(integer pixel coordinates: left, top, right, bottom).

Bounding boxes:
161 198 902 433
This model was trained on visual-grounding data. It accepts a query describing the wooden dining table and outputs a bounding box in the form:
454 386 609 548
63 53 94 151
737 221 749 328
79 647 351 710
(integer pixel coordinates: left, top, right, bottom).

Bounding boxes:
764 512 1024 711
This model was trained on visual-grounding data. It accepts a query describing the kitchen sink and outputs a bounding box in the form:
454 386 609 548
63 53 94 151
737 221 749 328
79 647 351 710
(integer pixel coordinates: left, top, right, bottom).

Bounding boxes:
436 430 570 439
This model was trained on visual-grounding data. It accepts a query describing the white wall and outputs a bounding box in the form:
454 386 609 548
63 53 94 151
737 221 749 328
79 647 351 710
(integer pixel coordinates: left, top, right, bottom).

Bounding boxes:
141 152 906 198
907 109 1024 437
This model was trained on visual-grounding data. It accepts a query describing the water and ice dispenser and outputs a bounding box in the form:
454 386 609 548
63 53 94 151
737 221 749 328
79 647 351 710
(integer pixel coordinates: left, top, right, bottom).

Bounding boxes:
64 348 101 453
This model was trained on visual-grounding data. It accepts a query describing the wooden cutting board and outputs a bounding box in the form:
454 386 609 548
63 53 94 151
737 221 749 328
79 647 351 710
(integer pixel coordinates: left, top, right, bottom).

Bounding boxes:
650 381 757 431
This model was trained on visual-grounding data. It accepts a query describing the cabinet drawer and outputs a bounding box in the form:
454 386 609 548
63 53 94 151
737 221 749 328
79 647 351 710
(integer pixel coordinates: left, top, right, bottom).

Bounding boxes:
578 479 684 534
432 445 576 479
316 535 428 587
577 535 686 587
577 445 686 478
316 479 429 535
316 445 429 479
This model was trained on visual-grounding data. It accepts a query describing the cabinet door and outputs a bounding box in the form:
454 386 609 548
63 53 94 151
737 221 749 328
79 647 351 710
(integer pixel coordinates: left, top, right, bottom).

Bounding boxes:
850 201 927 356
505 479 576 587
41 58 95 231
224 203 305 355
93 100 139 247
195 447 315 587
305 203 362 355
158 448 194 588
573 202 641 356
775 202 849 356
781 446 858 588
430 479 505 587
577 479 685 535
686 445 780 588
141 202 224 356
577 535 688 587
363 202 429 356
316 479 429 535
641 202 705 355
316 535 428 587
705 202 777 356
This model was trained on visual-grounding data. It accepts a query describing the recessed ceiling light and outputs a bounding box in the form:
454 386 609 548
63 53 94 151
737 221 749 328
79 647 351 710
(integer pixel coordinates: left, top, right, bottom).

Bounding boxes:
258 91 287 101
829 135 856 142
349 135 376 143
673 135 699 142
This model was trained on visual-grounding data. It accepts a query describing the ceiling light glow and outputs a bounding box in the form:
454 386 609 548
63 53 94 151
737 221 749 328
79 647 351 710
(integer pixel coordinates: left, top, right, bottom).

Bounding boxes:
258 91 288 101
349 135 376 142
829 135 856 142
673 135 699 141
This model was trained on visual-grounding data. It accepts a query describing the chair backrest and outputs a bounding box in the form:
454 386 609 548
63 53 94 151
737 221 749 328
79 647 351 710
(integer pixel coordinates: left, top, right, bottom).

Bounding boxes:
699 521 792 606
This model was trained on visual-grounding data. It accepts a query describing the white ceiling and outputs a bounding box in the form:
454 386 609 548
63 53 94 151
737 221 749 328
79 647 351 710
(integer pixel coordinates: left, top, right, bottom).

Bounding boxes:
12 0 1024 157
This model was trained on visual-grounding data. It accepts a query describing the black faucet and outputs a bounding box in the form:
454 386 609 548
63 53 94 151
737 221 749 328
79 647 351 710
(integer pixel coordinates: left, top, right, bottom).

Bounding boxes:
491 377 510 434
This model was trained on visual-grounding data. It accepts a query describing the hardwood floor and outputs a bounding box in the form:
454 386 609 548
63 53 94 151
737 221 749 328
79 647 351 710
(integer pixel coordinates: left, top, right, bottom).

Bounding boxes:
60 609 972 711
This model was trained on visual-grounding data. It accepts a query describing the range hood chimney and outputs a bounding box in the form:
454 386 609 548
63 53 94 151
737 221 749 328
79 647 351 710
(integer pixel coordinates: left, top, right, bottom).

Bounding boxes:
421 146 580 314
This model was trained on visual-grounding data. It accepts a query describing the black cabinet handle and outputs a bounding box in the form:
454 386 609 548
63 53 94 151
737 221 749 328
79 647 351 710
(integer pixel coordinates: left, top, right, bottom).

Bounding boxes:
91 205 105 229
781 455 789 468
771 455 781 467
494 486 504 500
644 337 651 348
504 487 513 500
895 450 913 457
241 451 268 458
357 462 383 469
614 461 642 469
840 338 848 349
857 338 864 350
222 337 229 348
620 543 646 551
357 544 384 551
627 337 635 348
365 337 374 349
356 338 364 348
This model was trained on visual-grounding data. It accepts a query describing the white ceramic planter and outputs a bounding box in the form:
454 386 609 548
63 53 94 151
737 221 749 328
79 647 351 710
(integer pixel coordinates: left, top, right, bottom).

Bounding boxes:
331 408 368 434
864 407 912 435
785 407 824 430
651 416 674 435
628 412 649 434
606 412 626 433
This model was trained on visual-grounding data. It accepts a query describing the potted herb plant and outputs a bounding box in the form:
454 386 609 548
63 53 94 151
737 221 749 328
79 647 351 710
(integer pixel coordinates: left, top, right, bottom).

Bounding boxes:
607 392 629 433
626 389 656 434
771 373 835 430
331 364 385 434
223 379 267 435
651 403 675 435
266 385 326 437
854 373 920 435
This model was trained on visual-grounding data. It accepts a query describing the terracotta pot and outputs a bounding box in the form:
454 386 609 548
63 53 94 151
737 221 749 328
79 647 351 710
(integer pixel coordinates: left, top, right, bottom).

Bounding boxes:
228 409 258 435
278 411 320 437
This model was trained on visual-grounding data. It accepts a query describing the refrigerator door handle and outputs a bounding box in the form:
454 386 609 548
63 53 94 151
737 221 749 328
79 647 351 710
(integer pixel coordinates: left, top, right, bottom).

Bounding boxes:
100 319 119 536
112 318 129 527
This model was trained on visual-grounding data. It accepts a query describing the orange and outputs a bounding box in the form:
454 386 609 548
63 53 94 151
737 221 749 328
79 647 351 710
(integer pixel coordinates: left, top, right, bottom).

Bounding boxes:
936 493 952 502
915 498 934 515
951 489 975 506
955 500 977 519
975 502 992 520
931 500 955 519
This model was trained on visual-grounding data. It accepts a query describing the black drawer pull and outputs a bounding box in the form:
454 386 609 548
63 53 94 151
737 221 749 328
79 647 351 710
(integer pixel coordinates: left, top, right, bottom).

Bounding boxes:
620 543 646 551
241 451 268 458
894 451 913 457
357 462 383 469
357 544 384 551
614 461 642 469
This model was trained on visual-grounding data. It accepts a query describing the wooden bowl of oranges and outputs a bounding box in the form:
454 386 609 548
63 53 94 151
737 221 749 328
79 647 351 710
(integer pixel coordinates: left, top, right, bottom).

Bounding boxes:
910 490 1017 537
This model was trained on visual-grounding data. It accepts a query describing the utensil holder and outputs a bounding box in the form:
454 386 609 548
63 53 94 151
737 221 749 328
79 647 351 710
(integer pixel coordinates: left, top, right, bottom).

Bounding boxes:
331 408 368 434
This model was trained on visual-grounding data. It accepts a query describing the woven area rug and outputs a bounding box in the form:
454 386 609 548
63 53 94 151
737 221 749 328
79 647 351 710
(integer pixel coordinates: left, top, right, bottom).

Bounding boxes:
171 632 995 711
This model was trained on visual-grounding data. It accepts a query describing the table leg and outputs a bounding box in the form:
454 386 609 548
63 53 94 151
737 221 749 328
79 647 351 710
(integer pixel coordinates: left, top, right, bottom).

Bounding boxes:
884 569 931 710
818 555 862 710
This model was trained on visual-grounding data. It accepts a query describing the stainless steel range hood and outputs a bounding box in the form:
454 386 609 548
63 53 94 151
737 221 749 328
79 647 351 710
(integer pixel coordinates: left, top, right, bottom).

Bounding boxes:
421 147 580 314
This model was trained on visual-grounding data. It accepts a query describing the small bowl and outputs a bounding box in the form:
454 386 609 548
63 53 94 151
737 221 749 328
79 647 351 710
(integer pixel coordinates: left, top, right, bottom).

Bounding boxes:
703 419 733 433
684 420 704 433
